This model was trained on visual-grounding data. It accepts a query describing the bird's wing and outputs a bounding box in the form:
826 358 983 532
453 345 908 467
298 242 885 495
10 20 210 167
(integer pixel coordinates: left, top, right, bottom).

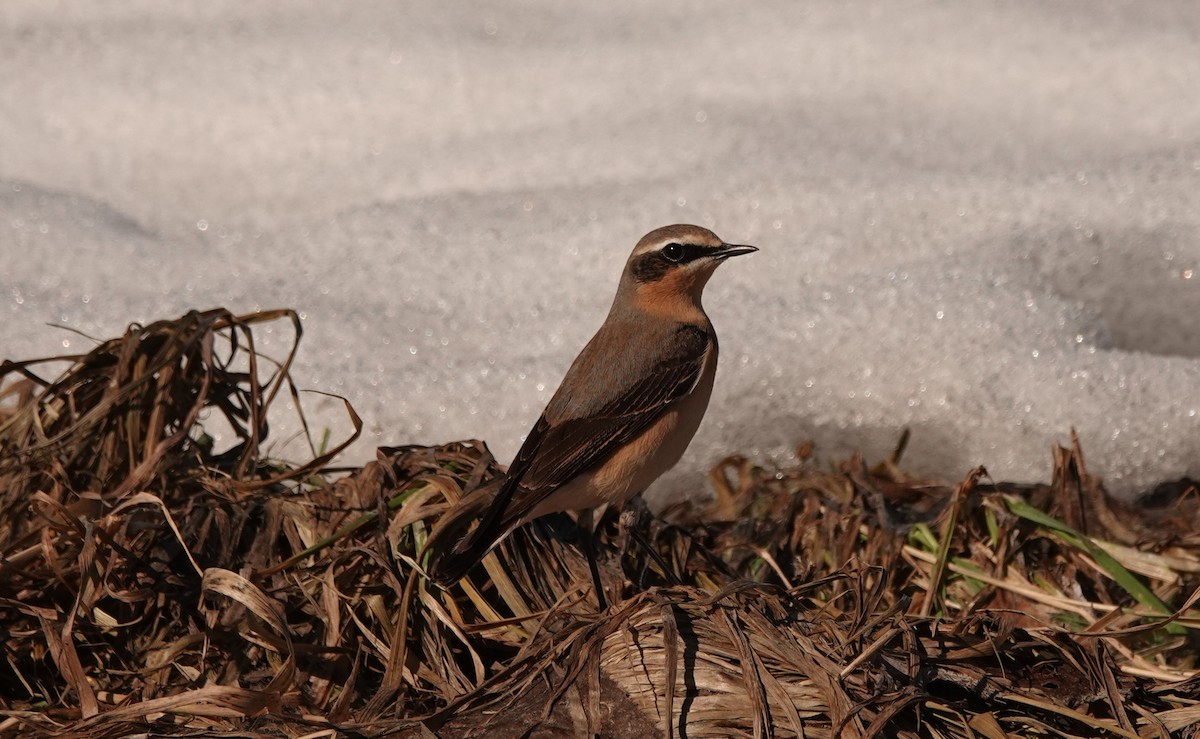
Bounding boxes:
445 322 712 567
507 322 713 511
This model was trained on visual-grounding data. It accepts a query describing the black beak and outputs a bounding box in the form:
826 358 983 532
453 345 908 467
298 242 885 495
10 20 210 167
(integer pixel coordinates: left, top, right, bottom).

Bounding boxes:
714 243 758 259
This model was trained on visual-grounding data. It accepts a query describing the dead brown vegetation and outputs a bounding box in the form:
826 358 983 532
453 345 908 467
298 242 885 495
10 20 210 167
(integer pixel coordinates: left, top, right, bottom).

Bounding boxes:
1 308 1198 738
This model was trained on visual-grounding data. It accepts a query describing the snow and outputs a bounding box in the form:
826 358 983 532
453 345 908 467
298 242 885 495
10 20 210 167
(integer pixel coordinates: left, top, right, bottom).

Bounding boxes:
2 1 1199 500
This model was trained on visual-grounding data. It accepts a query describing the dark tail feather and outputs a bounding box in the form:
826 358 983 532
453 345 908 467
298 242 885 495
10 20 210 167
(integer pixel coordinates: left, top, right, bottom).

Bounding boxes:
424 477 516 585
428 519 512 585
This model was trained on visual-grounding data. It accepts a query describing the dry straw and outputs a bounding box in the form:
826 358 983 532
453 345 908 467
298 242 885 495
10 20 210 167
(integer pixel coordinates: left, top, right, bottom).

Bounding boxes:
1 309 1198 737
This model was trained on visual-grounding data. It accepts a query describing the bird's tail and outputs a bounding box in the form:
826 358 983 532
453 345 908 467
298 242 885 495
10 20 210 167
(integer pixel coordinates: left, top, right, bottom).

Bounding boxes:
423 476 516 585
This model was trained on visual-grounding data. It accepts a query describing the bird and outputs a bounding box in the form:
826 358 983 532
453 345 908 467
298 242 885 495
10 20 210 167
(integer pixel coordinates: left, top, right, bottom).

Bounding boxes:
426 224 756 590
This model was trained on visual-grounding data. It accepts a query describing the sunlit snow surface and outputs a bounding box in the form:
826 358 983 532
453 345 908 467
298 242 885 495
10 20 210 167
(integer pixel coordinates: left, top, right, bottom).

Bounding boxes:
3 1 1199 500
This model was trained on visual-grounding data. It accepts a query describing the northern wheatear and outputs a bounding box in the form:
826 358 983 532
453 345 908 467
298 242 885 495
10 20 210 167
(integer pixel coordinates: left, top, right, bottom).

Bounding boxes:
428 224 756 586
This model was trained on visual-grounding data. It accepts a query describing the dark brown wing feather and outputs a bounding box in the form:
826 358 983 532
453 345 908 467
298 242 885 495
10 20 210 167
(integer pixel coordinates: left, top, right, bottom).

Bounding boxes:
429 322 712 584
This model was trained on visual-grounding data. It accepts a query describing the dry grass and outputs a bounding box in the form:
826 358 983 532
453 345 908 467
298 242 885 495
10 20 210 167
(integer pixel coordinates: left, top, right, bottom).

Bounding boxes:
2 308 1199 738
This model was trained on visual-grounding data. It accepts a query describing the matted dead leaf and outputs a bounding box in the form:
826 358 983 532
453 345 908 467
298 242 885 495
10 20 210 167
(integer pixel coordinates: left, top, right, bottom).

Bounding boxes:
2 309 1199 737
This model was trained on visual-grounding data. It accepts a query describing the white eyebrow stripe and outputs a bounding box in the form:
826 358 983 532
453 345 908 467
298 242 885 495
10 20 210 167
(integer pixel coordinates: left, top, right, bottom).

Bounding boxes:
631 239 670 257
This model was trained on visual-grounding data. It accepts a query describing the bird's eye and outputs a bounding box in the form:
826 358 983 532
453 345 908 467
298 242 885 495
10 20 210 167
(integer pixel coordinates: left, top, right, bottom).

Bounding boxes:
662 243 685 262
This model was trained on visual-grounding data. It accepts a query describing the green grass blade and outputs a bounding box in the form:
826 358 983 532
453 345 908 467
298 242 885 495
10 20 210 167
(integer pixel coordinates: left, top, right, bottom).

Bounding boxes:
1004 497 1186 635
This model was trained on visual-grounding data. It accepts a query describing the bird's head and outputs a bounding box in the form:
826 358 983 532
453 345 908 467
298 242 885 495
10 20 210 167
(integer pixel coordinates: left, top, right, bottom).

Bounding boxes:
618 224 757 319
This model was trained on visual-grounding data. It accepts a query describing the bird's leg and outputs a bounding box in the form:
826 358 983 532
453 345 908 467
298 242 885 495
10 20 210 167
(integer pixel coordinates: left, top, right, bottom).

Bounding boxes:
577 507 608 610
621 494 682 587
617 505 648 588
